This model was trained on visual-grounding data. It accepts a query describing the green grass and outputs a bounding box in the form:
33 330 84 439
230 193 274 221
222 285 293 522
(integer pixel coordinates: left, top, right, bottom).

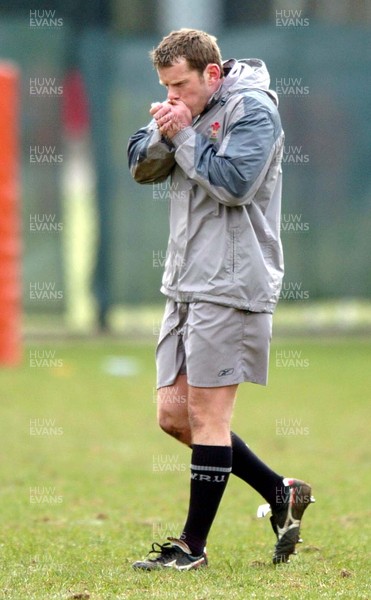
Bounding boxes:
0 337 370 599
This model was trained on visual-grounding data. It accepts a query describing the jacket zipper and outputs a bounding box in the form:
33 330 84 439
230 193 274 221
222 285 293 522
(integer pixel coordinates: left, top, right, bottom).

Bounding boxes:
231 230 235 274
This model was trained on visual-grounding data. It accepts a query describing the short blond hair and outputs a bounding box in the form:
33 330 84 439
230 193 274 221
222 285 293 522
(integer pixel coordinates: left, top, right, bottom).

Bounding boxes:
150 28 223 75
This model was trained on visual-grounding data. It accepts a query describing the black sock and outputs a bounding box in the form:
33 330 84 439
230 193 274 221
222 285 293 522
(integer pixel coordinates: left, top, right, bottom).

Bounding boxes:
181 444 232 556
231 432 284 507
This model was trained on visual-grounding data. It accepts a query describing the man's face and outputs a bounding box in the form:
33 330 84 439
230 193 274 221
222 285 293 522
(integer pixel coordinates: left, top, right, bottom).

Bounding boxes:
158 58 218 118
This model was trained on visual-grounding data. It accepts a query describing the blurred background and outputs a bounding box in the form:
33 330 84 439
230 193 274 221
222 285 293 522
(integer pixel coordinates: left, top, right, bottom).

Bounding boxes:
0 0 370 350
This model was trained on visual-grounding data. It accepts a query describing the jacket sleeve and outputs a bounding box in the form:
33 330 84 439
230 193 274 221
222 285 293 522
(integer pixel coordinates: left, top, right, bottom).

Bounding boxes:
172 107 281 206
127 120 176 184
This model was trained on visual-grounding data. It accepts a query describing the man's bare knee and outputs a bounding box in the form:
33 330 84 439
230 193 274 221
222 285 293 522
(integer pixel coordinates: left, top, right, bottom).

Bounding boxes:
158 406 181 436
158 409 191 444
157 379 191 444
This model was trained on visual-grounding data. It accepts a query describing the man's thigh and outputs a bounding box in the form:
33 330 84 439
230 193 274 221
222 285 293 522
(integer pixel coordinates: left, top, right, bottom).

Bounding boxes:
157 373 190 443
157 373 189 419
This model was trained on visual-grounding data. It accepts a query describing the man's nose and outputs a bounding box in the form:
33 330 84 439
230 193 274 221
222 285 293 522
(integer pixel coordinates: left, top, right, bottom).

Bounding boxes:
167 88 179 101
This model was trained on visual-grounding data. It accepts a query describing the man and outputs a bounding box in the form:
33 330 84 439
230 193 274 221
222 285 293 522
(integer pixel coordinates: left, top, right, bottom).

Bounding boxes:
127 28 314 570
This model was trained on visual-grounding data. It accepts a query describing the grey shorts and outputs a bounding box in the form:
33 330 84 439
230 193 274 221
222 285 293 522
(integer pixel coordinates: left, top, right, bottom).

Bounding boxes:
156 299 272 389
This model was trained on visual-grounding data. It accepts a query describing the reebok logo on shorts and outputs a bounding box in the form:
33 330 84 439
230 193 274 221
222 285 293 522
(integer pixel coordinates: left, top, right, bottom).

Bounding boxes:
218 368 235 377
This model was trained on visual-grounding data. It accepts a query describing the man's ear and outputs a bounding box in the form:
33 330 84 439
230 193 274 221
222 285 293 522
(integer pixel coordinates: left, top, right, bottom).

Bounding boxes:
205 63 222 83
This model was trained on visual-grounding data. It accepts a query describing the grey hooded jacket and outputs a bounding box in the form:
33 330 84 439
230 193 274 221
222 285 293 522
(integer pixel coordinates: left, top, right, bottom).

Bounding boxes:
128 58 284 313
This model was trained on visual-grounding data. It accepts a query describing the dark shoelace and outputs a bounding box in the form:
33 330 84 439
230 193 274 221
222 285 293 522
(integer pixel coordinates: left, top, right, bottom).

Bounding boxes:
148 542 180 562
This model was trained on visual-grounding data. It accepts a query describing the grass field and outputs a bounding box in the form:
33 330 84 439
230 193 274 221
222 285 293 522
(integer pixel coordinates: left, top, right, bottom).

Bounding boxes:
0 336 370 599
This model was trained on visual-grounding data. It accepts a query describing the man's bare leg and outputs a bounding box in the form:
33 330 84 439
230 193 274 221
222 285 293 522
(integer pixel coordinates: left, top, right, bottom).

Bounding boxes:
156 376 313 564
173 383 236 555
157 374 190 445
158 376 286 507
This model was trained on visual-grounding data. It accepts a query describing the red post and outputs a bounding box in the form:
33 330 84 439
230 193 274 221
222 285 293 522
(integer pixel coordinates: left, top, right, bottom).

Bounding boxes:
0 63 21 365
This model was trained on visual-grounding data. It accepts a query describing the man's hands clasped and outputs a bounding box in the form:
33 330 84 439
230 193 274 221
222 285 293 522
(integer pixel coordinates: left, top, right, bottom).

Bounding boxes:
150 100 192 139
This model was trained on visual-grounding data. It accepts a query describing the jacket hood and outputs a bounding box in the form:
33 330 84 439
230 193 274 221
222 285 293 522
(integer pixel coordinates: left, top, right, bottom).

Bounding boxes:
209 58 278 107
